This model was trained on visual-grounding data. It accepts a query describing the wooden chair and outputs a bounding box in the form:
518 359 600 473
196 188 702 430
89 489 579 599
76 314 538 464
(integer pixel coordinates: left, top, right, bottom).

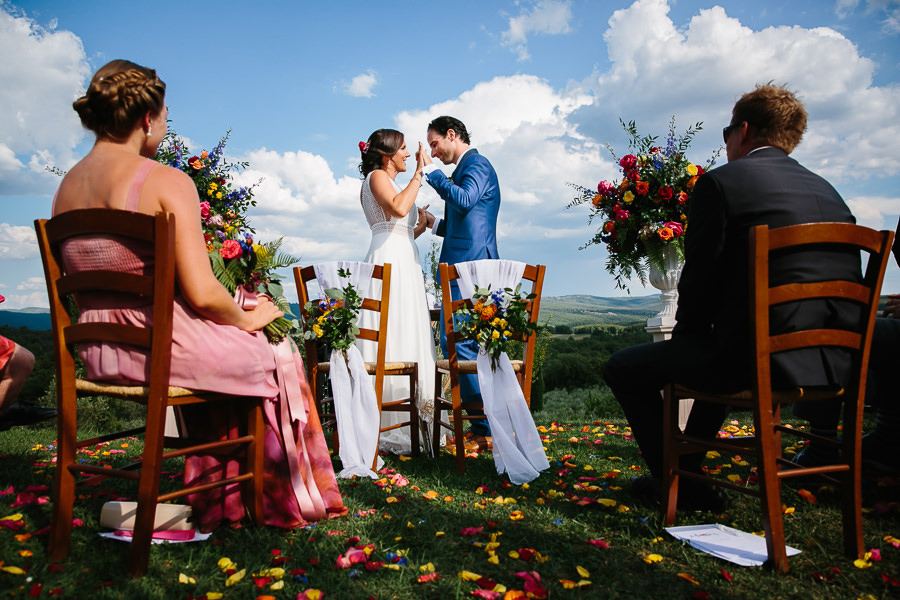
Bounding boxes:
294 263 420 463
433 261 546 472
35 209 266 577
661 223 894 573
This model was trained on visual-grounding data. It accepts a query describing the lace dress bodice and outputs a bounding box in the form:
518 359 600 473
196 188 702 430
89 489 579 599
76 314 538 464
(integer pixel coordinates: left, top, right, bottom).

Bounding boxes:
361 172 417 238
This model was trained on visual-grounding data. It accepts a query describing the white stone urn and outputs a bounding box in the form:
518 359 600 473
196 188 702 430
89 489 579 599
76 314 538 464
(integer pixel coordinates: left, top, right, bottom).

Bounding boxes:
645 244 683 342
645 243 692 429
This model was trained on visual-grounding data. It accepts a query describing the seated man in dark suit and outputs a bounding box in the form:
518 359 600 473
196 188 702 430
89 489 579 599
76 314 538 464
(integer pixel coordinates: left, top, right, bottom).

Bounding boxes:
603 84 860 510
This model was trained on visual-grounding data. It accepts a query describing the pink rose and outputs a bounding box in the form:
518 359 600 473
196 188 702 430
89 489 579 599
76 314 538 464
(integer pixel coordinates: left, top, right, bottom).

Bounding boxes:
220 239 242 259
199 201 210 220
664 221 684 237
597 180 615 196
619 154 638 171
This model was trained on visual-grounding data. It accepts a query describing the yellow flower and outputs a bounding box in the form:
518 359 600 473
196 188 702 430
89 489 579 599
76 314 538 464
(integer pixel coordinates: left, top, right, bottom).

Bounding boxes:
686 163 698 176
208 182 218 191
623 191 635 204
216 192 223 199
312 324 324 338
492 317 501 326
503 330 512 337
500 319 507 328
492 330 500 340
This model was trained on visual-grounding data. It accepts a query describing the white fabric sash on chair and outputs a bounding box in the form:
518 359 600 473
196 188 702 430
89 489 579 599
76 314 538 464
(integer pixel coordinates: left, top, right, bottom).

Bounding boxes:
313 261 383 479
454 260 550 485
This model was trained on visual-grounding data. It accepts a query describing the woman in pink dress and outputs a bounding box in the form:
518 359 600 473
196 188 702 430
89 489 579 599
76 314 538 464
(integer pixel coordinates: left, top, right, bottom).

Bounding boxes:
52 59 346 530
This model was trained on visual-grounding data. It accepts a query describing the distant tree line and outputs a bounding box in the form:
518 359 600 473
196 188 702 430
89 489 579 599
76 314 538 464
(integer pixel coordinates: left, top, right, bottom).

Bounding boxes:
2 321 652 411
540 324 651 391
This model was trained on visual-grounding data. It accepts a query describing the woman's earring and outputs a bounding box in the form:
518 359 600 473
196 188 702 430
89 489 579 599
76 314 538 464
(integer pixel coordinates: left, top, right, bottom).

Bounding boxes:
146 125 152 138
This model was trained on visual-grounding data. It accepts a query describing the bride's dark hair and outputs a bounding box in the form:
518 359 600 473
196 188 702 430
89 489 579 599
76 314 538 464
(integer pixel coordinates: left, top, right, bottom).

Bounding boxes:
359 129 404 177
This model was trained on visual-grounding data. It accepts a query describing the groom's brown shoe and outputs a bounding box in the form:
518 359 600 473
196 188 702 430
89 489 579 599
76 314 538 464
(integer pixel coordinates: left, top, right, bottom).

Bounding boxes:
463 432 493 452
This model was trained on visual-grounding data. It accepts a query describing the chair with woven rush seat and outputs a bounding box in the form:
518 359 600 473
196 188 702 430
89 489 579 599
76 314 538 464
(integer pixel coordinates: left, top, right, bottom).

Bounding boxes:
35 209 266 577
433 260 545 472
294 262 420 465
661 222 894 573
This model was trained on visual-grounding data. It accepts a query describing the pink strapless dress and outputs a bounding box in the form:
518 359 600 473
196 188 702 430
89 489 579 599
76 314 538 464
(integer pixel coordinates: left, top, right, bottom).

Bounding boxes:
56 159 346 531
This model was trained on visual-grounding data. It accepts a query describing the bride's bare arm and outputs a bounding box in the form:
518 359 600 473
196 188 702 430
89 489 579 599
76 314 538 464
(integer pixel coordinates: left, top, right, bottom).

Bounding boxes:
154 168 282 332
369 142 427 218
369 169 422 218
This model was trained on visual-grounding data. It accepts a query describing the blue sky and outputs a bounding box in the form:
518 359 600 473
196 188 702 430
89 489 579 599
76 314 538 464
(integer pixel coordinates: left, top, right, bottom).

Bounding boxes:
1 0 899 308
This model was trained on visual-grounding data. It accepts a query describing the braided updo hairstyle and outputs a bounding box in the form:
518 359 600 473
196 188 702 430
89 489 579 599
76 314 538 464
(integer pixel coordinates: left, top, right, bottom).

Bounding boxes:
358 129 404 177
72 59 166 141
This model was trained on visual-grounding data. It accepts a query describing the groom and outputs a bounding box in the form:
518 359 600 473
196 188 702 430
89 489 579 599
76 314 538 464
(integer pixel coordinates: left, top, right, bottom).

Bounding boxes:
420 115 501 451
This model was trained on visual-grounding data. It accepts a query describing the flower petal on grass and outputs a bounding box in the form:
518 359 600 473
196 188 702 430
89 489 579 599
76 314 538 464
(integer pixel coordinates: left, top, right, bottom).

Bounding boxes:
417 572 441 583
643 554 663 564
587 539 609 549
677 572 700 585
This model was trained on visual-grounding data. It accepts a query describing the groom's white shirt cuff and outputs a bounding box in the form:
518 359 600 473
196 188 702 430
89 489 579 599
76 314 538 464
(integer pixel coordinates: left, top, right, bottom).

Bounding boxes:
423 164 442 234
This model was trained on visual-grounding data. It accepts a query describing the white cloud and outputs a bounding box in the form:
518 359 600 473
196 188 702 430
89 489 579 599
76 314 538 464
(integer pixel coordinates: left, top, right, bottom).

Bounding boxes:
0 223 38 260
0 5 90 195
344 70 379 98
570 0 900 184
501 0 573 61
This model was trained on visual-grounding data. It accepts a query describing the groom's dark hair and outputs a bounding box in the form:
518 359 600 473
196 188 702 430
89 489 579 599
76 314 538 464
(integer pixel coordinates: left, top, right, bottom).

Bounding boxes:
428 116 471 144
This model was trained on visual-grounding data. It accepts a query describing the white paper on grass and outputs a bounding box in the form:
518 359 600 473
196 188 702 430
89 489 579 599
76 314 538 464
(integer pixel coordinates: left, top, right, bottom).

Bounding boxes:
98 530 213 544
665 523 801 567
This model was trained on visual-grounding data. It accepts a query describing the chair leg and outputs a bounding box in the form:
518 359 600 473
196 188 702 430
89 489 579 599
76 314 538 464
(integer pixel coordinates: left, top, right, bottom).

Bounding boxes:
48 393 77 563
245 398 265 526
661 384 679 525
128 398 168 577
755 402 789 573
841 400 865 559
432 373 443 458
408 370 420 457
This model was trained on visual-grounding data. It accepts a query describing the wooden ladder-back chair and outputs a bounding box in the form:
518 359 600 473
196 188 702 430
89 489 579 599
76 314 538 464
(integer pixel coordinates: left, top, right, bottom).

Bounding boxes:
35 209 266 577
433 261 546 472
294 263 420 462
661 222 895 573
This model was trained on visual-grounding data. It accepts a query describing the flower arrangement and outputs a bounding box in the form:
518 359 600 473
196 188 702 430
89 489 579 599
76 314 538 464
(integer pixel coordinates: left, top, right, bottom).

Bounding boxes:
453 284 537 370
568 117 719 291
302 269 363 352
154 129 299 343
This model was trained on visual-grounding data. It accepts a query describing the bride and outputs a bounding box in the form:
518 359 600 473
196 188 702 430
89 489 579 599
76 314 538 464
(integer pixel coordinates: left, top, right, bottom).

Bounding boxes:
357 129 438 454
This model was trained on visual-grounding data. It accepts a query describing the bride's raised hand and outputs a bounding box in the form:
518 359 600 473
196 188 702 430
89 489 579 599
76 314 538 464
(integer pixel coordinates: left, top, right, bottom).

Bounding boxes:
416 142 431 169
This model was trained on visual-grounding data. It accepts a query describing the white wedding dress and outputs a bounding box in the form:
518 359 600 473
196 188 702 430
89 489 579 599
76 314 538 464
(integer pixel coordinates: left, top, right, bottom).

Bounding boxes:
358 172 438 454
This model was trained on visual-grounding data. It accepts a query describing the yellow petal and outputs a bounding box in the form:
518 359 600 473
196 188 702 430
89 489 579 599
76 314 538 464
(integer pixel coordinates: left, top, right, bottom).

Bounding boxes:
178 573 196 584
487 554 499 564
854 558 873 569
643 554 663 564
419 562 435 573
576 565 590 578
459 570 481 581
270 580 284 590
225 568 246 586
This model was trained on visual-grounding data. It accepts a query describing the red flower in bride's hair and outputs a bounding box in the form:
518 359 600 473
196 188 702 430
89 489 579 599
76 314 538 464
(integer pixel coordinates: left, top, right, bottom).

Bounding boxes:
359 141 370 154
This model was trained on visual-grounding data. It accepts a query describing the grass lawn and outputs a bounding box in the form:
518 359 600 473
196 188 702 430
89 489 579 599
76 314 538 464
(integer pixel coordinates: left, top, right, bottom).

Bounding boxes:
1 406 898 599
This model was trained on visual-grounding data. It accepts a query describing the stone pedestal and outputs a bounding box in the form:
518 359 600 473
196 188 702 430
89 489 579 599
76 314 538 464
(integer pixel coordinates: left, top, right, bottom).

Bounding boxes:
645 245 692 429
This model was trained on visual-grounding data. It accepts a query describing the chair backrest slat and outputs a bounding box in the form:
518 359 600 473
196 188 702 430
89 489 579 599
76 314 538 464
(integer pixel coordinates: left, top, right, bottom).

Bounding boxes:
64 322 153 349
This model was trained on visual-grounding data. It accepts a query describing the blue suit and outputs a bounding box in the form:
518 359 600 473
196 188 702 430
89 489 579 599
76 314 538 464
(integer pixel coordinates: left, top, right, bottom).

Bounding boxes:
426 148 501 435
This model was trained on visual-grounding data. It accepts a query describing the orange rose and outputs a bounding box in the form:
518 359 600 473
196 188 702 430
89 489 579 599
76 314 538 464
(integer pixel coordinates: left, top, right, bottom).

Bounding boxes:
635 181 649 195
591 193 602 207
687 176 699 190
657 227 674 242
